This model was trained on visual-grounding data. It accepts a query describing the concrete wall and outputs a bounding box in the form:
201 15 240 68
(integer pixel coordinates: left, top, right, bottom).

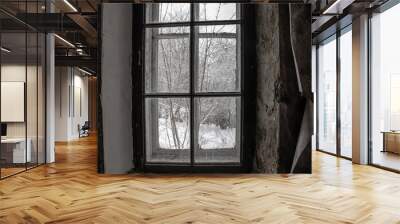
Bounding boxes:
101 3 133 174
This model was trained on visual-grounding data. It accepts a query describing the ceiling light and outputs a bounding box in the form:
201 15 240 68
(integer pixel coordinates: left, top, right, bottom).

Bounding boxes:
322 0 355 15
323 0 343 14
54 34 75 48
63 0 78 12
76 48 85 56
78 67 93 76
1 47 11 53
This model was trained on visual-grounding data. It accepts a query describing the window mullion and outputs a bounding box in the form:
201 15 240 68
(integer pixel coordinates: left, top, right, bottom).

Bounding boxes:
190 3 196 166
143 3 242 166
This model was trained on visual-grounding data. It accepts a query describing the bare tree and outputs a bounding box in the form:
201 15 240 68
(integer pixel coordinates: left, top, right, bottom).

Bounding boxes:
154 3 238 150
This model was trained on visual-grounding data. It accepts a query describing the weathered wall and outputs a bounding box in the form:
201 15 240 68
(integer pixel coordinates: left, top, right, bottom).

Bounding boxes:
253 4 281 173
253 4 312 173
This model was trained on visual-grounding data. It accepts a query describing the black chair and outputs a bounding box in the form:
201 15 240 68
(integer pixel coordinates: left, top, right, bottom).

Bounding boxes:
79 121 90 138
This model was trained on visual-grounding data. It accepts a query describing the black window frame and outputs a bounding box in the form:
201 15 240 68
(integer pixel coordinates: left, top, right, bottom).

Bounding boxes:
367 0 400 173
141 3 244 171
315 23 353 161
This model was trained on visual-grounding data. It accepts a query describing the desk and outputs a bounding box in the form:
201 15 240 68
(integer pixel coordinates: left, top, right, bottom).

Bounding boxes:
382 131 400 154
1 138 31 163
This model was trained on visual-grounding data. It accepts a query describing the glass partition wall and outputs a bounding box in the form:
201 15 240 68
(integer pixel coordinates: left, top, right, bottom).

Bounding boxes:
316 26 352 159
370 3 400 171
0 2 46 179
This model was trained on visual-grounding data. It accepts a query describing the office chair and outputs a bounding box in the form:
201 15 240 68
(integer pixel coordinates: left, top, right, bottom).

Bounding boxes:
79 121 90 138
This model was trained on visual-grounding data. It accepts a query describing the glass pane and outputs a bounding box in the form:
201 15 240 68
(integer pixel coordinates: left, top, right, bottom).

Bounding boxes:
195 25 240 92
145 98 190 163
317 37 337 154
371 4 400 171
38 33 46 164
195 97 240 163
197 3 239 21
312 46 317 151
339 29 352 158
145 27 190 93
1 31 27 177
146 3 190 23
27 31 38 169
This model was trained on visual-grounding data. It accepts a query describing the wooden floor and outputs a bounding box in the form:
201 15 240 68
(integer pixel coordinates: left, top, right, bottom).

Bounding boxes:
372 150 400 171
1 136 400 223
1 167 26 178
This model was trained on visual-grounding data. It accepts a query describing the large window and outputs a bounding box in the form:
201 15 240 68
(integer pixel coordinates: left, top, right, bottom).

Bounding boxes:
316 26 353 159
370 3 400 171
144 3 241 165
339 27 352 158
317 36 337 154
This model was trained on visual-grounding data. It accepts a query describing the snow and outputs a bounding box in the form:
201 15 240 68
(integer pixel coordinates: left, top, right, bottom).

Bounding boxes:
158 118 236 150
159 118 190 149
199 123 236 149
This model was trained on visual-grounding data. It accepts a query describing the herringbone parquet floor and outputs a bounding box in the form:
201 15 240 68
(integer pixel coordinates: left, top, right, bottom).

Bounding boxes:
1 135 400 224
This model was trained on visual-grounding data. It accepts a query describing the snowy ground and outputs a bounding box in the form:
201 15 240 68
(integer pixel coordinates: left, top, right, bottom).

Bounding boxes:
158 118 236 149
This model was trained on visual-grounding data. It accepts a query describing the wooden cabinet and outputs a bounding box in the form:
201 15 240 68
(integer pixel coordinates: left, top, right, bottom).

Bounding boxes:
382 132 400 154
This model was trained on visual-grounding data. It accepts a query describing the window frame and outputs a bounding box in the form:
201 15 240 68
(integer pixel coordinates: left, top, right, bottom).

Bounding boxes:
142 3 244 168
368 1 400 173
315 24 353 161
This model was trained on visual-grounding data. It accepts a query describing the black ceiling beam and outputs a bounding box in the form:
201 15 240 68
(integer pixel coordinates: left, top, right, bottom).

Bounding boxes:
0 18 27 31
55 55 97 73
13 13 97 32
56 47 97 57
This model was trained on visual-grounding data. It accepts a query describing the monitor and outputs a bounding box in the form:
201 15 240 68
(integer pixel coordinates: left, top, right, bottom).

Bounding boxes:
1 123 7 137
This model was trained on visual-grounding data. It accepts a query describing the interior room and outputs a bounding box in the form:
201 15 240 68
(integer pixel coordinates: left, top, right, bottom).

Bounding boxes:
0 7 46 179
0 0 400 223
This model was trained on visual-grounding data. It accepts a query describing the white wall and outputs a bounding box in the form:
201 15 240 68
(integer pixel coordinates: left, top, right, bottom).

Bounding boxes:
55 67 69 141
1 65 39 137
73 73 89 137
1 63 46 164
1 65 27 140
55 67 89 141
